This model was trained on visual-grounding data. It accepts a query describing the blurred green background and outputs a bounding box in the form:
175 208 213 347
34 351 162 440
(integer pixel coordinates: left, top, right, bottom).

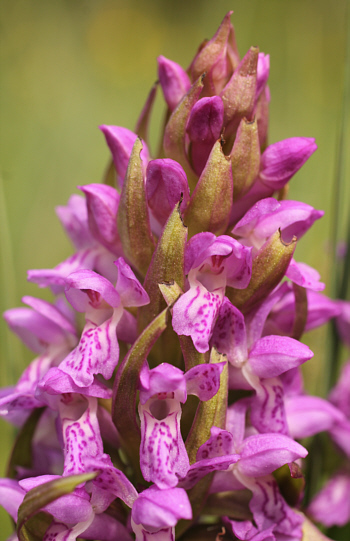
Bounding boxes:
0 0 349 537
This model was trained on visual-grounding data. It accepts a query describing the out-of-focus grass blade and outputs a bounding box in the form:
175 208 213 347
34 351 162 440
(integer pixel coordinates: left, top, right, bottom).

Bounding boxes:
306 3 350 511
326 0 350 393
0 175 24 387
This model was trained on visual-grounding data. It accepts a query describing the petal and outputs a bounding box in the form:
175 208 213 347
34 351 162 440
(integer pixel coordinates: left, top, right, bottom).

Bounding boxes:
179 454 239 490
248 335 313 378
86 458 138 508
22 296 76 336
308 473 350 527
244 475 303 537
37 367 112 402
285 395 345 438
185 232 217 274
139 398 190 488
60 397 103 476
260 137 317 190
65 269 121 311
115 257 150 307
197 427 234 460
79 184 120 252
185 362 225 401
238 434 307 477
28 249 98 294
285 260 325 291
211 298 248 366
59 312 121 387
173 280 224 353
55 194 93 250
248 376 289 435
187 97 224 143
3 307 67 353
83 513 133 541
0 479 25 521
139 363 186 405
132 486 192 529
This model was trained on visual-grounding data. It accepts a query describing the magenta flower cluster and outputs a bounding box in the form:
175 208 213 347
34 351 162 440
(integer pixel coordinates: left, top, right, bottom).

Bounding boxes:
1 12 349 541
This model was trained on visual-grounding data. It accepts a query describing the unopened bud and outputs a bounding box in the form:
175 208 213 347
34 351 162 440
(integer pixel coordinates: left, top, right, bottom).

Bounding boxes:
220 46 259 145
187 96 224 176
158 56 191 111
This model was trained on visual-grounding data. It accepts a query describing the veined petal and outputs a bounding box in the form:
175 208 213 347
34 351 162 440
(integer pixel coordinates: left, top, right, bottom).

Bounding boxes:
37 367 112 403
211 298 248 366
248 376 289 435
239 474 303 538
59 309 121 387
179 453 239 490
85 457 138 509
139 397 189 488
172 278 224 353
60 396 103 476
185 362 225 400
197 427 234 459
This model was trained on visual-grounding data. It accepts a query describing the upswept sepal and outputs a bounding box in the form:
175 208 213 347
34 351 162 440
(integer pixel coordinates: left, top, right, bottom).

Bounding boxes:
117 137 155 276
163 75 205 191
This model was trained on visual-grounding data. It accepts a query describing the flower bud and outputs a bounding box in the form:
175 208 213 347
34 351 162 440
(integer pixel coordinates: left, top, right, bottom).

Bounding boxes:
158 56 191 111
189 11 237 95
220 46 259 145
146 159 190 228
187 96 224 176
